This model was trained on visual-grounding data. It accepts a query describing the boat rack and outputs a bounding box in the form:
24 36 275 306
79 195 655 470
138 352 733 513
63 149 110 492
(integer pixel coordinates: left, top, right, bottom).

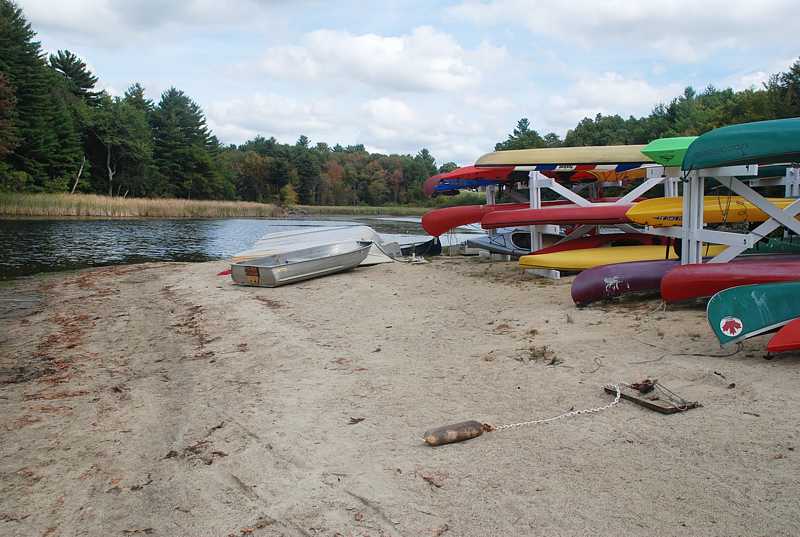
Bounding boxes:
484 163 800 277
485 165 675 278
641 165 800 264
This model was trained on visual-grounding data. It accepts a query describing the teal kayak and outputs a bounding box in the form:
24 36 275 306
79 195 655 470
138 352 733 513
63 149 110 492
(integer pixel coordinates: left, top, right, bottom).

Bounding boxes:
707 281 800 345
683 118 800 170
641 136 697 166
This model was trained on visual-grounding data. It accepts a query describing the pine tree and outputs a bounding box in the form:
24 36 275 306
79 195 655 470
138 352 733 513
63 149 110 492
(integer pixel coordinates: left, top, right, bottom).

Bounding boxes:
123 83 154 114
0 72 19 159
48 49 101 106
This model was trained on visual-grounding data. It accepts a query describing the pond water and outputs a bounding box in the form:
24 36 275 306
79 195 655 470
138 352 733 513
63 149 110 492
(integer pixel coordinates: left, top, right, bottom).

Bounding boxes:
0 216 477 280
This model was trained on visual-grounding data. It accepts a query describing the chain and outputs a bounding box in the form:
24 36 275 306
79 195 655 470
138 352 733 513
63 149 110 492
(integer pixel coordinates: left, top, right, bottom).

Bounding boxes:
492 384 621 431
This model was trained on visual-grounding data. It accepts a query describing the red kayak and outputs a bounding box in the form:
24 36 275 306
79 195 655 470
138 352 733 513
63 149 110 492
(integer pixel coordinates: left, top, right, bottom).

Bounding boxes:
767 318 800 353
534 233 666 255
661 259 800 303
422 203 529 236
481 204 633 230
422 197 631 236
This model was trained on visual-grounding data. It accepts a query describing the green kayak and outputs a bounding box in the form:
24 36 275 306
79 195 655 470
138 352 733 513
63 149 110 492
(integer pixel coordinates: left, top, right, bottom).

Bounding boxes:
683 117 800 170
707 281 800 346
641 136 697 166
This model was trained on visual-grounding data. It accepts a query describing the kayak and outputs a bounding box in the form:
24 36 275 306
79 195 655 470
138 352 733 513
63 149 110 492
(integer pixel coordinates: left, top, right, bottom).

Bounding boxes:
683 117 800 170
467 231 664 258
482 204 633 229
767 318 800 353
520 244 727 272
661 258 800 302
571 259 679 306
475 144 652 167
422 203 529 236
707 281 800 345
640 136 697 167
625 196 797 227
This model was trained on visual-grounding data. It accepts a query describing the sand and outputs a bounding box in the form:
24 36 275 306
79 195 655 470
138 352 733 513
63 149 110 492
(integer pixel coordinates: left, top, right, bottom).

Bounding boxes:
1 257 799 537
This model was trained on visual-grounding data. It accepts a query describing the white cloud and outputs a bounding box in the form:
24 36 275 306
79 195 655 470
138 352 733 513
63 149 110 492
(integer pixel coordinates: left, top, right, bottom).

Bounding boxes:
448 0 800 62
24 0 285 44
259 27 507 92
722 58 797 90
538 72 683 131
207 93 343 144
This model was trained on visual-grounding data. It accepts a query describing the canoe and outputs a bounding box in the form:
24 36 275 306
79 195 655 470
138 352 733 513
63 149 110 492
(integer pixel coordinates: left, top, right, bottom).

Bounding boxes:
641 136 697 166
232 225 399 266
423 197 630 236
683 117 800 170
468 231 667 258
520 244 727 271
423 165 517 196
661 257 800 302
767 318 800 353
707 281 800 345
231 241 372 287
571 259 679 306
422 203 529 236
475 145 653 167
625 196 797 227
482 204 633 229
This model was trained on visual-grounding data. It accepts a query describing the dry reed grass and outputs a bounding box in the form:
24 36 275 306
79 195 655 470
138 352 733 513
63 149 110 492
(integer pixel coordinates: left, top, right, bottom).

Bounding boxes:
0 193 285 218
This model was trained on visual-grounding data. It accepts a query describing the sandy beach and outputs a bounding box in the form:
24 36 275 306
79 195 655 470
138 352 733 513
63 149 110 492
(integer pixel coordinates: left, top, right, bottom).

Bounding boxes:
2 257 800 537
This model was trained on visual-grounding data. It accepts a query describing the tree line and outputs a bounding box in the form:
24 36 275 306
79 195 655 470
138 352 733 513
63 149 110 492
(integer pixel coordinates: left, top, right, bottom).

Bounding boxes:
495 64 800 151
0 0 446 205
2 0 799 206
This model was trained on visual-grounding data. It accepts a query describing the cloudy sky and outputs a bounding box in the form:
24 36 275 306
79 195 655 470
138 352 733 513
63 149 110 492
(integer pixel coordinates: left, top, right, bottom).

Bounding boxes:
23 0 798 165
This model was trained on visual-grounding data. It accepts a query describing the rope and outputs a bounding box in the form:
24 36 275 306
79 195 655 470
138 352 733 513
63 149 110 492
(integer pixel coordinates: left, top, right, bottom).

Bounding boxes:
492 384 621 431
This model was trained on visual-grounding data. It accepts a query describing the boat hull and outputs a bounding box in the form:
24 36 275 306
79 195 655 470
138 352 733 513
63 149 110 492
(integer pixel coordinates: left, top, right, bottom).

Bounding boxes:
662 258 800 302
707 281 800 345
767 318 800 353
571 259 679 306
520 244 726 272
482 204 633 229
626 196 796 227
231 242 371 287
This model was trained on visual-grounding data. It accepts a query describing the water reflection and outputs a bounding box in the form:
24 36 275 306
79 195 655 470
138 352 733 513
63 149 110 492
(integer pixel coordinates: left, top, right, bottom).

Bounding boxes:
0 216 446 280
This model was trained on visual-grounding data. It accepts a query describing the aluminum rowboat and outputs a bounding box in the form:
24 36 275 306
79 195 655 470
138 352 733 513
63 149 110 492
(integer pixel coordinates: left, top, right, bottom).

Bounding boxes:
231 241 372 287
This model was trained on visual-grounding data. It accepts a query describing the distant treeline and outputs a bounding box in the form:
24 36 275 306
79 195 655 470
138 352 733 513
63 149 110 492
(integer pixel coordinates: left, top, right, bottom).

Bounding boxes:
2 0 799 207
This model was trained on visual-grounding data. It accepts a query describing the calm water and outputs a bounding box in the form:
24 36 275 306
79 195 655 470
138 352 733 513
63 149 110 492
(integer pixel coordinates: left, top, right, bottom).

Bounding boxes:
0 216 436 280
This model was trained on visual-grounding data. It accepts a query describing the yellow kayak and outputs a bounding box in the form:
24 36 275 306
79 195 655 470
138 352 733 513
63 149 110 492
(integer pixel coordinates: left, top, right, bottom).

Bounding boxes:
626 196 796 227
519 244 727 271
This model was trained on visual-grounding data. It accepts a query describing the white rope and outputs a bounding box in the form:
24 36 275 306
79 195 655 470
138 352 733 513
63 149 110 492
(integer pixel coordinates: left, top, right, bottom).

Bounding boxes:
492 384 621 431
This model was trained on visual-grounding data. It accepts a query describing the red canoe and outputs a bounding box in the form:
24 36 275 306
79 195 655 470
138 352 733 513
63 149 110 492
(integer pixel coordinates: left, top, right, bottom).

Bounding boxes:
422 203 530 236
767 318 800 353
661 259 800 303
481 204 633 230
422 197 630 236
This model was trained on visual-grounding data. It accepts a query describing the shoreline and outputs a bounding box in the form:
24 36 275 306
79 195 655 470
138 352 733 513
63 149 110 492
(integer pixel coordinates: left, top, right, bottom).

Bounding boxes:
0 192 431 219
2 258 799 535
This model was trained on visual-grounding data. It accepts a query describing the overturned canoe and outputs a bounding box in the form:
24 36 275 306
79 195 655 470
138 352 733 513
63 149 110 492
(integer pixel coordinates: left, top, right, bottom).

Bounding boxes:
767 318 800 353
707 281 800 346
231 241 372 288
661 257 800 302
571 259 679 306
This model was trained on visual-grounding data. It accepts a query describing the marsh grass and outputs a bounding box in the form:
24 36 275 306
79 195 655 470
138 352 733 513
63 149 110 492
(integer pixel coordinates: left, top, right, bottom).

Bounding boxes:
0 193 430 218
0 193 284 218
293 204 428 216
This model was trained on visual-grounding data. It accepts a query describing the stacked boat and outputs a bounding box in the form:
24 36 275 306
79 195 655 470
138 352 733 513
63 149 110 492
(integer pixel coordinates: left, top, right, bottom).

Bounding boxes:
421 117 800 353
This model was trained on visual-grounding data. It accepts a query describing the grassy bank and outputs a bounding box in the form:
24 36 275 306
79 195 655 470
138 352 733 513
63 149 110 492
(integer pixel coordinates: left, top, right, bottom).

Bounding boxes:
292 204 428 216
0 193 435 219
0 192 284 218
